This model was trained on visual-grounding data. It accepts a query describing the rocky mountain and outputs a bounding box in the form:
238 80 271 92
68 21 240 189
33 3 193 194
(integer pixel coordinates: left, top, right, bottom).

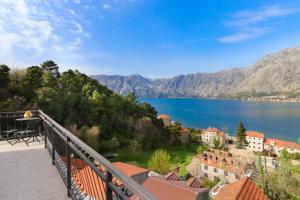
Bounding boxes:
92 45 300 99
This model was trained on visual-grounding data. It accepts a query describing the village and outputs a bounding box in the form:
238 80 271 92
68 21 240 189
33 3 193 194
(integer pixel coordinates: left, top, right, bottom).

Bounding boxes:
148 114 300 199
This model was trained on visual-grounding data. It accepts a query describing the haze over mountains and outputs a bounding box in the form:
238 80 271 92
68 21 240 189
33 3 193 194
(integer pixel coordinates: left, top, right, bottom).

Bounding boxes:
92 45 300 99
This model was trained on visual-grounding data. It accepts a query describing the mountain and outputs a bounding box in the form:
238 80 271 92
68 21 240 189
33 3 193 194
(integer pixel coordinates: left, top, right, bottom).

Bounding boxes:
92 45 300 99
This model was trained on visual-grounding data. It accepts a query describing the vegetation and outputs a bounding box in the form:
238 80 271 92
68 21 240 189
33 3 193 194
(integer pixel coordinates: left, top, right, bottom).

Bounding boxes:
235 121 248 149
212 136 221 149
0 62 172 153
256 159 300 200
280 149 300 161
148 149 172 174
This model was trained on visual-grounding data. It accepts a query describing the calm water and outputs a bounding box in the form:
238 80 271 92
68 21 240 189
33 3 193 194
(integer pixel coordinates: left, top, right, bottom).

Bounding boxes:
141 98 300 142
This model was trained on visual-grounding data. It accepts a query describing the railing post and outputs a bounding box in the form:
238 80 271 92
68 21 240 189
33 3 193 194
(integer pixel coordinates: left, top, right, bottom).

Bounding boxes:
44 121 47 148
66 136 71 197
106 171 113 200
52 127 55 165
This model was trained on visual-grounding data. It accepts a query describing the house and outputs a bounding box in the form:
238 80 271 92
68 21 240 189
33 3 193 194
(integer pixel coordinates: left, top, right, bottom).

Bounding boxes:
264 138 300 156
201 127 225 147
214 177 269 200
245 131 264 152
158 114 171 126
190 149 253 183
131 172 209 200
179 127 191 143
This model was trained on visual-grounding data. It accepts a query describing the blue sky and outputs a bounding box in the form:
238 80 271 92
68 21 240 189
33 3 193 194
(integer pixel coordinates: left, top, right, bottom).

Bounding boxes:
1 0 300 78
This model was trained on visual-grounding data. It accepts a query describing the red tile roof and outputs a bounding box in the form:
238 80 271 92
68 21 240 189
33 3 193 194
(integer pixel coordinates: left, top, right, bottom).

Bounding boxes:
132 176 208 200
246 131 264 138
158 114 170 119
215 177 269 200
204 127 220 132
264 138 300 150
113 162 149 177
165 172 180 181
180 127 190 134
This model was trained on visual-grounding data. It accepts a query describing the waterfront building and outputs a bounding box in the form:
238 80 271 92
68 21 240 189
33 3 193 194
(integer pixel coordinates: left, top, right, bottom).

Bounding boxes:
245 131 264 152
157 114 171 126
264 138 300 156
201 127 225 147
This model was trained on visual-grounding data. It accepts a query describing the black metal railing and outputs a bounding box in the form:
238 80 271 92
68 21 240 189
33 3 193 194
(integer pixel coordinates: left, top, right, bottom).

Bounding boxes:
0 111 156 200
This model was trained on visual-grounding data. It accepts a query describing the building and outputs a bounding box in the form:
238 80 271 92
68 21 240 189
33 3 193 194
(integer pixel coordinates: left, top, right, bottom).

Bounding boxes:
132 172 209 200
201 127 225 146
158 114 171 126
180 127 191 143
264 138 300 156
245 131 264 152
193 149 253 183
214 177 269 200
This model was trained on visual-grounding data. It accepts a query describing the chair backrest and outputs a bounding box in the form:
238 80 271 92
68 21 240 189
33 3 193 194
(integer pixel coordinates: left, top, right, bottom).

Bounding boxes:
27 118 42 131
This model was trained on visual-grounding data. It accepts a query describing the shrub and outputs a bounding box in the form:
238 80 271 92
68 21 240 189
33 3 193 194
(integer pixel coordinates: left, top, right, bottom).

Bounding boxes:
148 149 171 174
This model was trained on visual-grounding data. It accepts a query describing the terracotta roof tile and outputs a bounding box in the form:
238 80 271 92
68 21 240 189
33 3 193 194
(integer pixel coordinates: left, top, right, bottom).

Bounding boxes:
215 177 269 200
132 176 208 200
158 114 170 119
113 162 149 177
264 138 300 150
246 131 264 138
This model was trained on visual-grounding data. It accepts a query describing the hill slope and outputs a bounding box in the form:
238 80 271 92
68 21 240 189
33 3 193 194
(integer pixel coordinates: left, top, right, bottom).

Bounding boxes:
92 45 300 100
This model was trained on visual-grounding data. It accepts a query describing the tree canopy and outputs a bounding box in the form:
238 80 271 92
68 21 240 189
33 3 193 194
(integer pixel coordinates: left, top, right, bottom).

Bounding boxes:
235 121 248 149
0 61 173 153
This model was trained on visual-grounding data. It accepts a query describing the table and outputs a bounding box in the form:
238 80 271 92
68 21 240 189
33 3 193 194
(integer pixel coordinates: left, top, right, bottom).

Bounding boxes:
14 118 41 145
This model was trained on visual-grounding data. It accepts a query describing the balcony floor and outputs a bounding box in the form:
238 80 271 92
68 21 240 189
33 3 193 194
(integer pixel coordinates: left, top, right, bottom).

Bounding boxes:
0 139 70 200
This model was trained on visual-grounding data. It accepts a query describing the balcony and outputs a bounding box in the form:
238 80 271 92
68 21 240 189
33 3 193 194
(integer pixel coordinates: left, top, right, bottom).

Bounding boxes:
0 111 156 200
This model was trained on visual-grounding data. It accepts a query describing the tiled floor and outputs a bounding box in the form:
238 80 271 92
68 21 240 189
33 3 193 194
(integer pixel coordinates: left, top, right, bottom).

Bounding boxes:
0 140 70 200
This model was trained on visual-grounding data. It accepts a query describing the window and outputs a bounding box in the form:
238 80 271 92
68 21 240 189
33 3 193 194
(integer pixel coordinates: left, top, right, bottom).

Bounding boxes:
214 168 218 173
204 173 208 178
204 166 208 170
224 171 228 176
235 174 240 179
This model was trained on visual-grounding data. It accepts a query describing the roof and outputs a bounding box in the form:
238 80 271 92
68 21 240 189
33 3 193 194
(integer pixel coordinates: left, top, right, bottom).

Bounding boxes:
113 162 149 177
132 176 208 200
264 138 300 150
158 114 170 119
246 131 264 138
204 127 220 132
180 128 190 134
215 177 269 200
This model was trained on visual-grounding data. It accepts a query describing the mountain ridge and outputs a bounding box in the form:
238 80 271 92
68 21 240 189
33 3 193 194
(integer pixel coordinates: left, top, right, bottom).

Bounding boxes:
92 45 300 100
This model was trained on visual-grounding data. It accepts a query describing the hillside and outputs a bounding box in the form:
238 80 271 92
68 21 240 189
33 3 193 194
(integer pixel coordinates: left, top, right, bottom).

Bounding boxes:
92 45 300 101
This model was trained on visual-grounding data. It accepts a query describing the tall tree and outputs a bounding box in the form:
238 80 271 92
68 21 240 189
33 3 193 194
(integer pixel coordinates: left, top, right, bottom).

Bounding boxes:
235 121 248 149
148 149 171 174
41 60 60 78
0 65 10 88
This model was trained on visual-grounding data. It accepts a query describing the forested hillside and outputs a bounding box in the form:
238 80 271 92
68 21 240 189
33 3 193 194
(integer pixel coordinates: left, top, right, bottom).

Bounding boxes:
0 61 173 153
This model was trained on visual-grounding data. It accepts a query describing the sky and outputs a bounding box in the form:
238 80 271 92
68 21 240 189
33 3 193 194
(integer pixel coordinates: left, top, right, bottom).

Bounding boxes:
1 0 300 78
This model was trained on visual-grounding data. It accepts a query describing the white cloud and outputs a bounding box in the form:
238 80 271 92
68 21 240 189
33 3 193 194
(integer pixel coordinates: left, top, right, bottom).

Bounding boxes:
217 28 267 43
227 5 297 27
0 0 99 71
218 5 298 44
102 4 111 10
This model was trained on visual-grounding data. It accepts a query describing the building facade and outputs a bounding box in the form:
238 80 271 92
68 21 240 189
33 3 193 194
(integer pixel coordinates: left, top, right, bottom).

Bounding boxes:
195 149 253 183
245 131 264 152
201 127 225 147
264 138 300 156
157 114 171 127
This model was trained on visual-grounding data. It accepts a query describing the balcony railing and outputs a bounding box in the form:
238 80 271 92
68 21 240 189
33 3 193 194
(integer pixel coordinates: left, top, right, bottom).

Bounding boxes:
0 110 156 200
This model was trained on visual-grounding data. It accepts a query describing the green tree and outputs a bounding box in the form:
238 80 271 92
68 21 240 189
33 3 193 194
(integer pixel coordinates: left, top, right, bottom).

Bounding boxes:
22 66 44 101
0 65 10 88
41 60 59 78
213 136 221 149
235 121 248 149
148 149 171 174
